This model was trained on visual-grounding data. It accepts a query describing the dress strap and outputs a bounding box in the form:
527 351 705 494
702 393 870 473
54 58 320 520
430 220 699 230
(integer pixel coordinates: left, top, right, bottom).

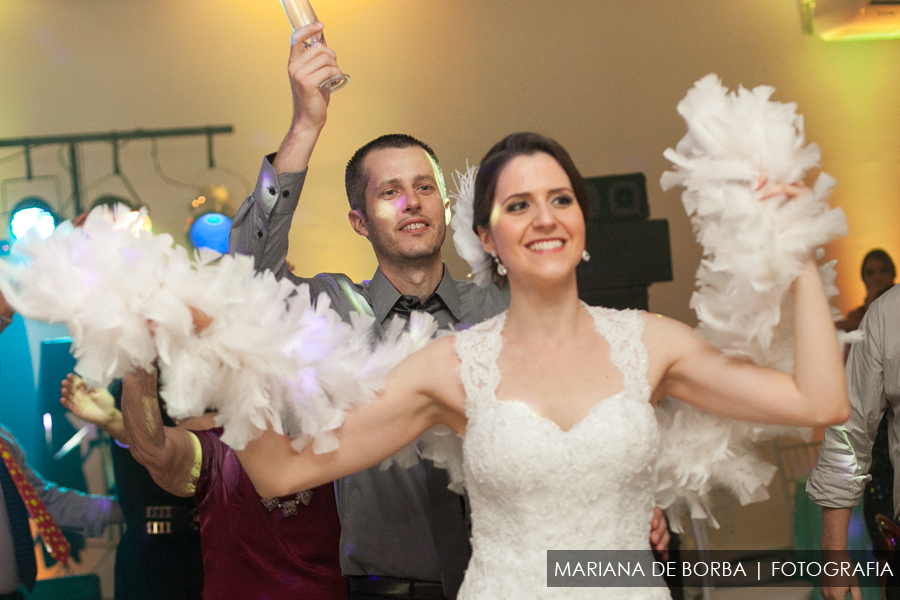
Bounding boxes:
453 312 506 418
584 304 651 400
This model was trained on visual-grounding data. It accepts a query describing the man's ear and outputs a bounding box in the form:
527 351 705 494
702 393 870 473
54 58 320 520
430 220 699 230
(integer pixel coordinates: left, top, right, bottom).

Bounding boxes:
477 225 494 255
443 198 452 226
348 210 369 238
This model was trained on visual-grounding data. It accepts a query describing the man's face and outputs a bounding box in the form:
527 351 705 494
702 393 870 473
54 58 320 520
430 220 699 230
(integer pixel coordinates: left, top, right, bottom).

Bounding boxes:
863 257 895 299
351 146 449 265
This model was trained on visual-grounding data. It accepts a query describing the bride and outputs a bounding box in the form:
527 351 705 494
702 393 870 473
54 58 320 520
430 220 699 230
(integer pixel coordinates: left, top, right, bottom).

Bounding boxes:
238 132 848 598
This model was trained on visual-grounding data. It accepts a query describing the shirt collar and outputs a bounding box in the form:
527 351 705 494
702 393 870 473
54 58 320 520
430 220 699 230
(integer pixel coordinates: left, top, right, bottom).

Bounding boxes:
369 264 462 325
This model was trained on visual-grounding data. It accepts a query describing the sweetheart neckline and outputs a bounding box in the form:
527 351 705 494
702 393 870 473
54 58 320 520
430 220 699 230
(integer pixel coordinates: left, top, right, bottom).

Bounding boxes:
494 391 630 434
487 303 640 434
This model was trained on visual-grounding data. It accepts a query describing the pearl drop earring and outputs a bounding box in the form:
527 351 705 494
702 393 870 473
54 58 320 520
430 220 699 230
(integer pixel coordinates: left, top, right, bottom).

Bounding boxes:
491 250 508 276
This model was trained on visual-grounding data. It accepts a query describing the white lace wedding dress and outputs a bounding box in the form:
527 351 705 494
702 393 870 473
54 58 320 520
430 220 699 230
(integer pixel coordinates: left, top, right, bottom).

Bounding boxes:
454 305 671 599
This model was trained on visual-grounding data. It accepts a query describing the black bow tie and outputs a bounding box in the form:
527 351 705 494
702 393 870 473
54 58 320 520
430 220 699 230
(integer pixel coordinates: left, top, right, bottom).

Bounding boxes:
391 294 446 318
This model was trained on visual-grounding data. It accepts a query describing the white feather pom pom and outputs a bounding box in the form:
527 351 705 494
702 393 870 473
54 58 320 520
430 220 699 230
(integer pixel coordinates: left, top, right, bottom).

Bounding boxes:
372 313 468 483
150 250 309 449
0 206 170 388
450 164 493 287
418 425 466 494
279 292 380 454
655 399 782 533
657 74 848 532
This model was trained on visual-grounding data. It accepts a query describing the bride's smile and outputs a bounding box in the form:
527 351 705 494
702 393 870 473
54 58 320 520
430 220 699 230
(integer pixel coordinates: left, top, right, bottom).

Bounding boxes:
525 238 565 252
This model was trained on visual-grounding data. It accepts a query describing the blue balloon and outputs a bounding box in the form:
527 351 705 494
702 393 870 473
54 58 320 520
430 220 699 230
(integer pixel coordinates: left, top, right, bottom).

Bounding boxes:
189 213 232 254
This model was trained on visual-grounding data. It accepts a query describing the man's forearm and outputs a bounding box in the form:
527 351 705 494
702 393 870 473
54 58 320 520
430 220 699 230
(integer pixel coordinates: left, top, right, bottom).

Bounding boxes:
120 371 200 497
100 409 129 445
821 506 852 551
819 507 863 600
273 124 322 175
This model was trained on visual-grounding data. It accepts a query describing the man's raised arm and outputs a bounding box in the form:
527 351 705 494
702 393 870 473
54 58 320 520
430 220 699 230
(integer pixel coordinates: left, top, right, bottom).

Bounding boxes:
230 22 343 277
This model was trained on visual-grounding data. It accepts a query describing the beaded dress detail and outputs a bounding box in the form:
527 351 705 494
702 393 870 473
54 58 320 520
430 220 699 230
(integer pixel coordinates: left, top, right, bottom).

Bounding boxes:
454 305 670 599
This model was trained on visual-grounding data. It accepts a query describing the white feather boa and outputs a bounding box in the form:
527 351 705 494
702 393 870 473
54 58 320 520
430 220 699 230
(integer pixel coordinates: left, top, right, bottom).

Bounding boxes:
0 208 174 386
656 74 850 532
0 206 438 451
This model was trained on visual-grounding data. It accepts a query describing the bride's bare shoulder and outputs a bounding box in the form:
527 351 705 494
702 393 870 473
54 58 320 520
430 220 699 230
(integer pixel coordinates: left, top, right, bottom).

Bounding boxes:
404 335 467 421
425 334 460 362
639 311 693 334
395 335 462 389
639 312 708 360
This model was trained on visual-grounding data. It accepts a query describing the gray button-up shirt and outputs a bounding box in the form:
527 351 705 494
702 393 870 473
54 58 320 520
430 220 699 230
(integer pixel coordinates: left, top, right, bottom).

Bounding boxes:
230 156 510 583
807 284 900 516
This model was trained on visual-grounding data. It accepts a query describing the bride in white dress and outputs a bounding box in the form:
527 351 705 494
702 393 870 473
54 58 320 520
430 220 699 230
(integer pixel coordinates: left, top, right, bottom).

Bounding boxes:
235 132 849 599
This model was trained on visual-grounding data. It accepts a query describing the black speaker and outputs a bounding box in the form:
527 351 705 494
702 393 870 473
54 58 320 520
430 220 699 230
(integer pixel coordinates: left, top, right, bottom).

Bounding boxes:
584 173 649 222
576 219 673 292
34 338 87 492
578 287 649 311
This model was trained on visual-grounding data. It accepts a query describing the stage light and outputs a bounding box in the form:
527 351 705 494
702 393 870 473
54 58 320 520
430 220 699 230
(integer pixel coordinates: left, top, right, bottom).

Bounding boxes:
43 413 53 448
137 214 153 232
9 197 58 241
189 213 231 254
89 196 153 233
0 240 9 256
91 194 138 212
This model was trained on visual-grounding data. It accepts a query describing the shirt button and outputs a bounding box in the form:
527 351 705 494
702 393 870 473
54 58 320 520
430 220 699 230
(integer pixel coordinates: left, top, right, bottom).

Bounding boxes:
257 231 263 238
267 187 276 196
282 190 290 197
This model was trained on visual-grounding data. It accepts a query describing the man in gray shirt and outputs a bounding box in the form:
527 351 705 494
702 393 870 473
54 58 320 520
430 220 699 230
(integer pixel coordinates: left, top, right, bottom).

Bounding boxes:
807 283 900 600
230 22 668 600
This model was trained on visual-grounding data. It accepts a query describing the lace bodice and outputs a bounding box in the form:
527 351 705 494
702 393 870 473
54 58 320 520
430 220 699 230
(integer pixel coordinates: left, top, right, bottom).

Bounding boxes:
454 304 670 599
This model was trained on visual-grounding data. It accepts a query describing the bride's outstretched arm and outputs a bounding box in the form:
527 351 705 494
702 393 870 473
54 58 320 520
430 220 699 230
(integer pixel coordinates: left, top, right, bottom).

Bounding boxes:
236 336 466 498
647 257 849 427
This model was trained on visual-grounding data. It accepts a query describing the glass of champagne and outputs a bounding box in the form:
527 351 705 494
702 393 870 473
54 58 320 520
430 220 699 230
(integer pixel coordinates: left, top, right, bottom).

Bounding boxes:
279 0 351 92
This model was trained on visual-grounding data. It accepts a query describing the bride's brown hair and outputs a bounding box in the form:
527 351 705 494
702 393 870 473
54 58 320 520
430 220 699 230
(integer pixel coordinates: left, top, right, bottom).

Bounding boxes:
471 132 589 238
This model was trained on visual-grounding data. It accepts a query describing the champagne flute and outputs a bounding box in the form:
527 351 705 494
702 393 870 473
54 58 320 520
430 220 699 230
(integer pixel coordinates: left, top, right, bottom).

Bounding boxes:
279 0 351 92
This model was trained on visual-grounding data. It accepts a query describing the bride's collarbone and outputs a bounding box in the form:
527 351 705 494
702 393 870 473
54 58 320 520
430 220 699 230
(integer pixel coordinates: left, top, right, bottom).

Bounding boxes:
494 335 626 427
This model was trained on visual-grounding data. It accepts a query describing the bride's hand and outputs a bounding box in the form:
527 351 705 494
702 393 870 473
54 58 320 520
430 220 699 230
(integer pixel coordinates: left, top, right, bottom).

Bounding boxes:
755 172 808 202
146 306 212 338
188 306 213 334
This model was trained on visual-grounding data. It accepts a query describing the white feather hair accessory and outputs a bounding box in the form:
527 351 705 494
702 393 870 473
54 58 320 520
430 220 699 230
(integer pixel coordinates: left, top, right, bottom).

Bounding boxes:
449 164 493 286
656 74 849 532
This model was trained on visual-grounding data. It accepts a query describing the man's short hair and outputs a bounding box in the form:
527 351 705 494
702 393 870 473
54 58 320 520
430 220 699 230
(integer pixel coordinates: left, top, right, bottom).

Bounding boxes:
344 134 445 218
